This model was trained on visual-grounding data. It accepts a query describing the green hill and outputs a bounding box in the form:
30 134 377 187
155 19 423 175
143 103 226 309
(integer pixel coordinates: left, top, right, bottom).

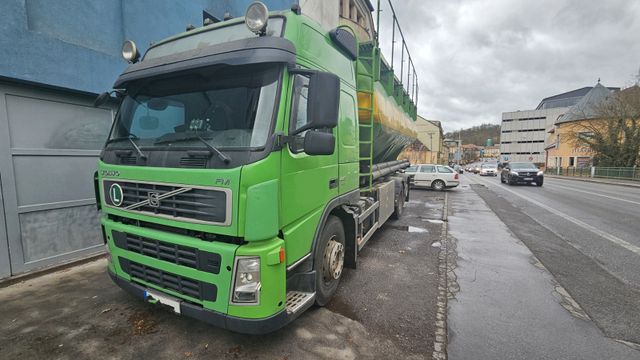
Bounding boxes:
445 123 500 146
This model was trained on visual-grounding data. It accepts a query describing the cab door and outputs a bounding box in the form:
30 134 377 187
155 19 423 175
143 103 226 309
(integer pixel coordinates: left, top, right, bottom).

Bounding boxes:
280 74 339 264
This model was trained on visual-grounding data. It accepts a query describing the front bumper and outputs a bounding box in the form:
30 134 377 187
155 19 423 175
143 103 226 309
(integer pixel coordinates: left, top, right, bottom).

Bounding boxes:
108 269 293 334
510 175 543 184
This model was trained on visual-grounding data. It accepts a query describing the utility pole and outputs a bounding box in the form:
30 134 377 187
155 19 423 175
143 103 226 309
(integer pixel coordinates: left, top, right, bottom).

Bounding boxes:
457 129 462 165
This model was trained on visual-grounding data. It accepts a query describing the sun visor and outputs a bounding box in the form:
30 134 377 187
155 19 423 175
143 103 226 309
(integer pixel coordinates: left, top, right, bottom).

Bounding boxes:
113 37 296 88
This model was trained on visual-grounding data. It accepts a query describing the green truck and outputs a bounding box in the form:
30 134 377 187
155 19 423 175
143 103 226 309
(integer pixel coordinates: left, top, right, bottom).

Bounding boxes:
95 1 418 334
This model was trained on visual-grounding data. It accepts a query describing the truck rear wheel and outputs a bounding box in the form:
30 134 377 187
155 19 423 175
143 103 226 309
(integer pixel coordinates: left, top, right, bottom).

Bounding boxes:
314 216 345 306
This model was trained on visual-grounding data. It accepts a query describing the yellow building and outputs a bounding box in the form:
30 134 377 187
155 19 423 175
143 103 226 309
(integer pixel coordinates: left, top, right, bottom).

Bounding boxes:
399 116 447 164
546 83 612 168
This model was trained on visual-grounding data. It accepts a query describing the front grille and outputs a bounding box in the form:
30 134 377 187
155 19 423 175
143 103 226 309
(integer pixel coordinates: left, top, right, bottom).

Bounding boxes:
119 156 137 165
518 171 537 176
119 258 217 302
179 157 208 168
103 180 228 225
112 231 221 273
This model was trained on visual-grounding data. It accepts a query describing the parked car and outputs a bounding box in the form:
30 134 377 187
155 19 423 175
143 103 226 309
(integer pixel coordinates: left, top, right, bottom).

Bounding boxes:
480 163 498 176
410 164 460 190
501 162 544 186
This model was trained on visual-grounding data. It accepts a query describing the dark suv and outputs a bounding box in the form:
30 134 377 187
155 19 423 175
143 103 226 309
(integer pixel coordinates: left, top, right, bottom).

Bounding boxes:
501 162 543 186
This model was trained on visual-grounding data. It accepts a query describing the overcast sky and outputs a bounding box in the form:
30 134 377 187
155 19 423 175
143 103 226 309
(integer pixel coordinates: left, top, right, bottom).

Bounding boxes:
374 0 640 132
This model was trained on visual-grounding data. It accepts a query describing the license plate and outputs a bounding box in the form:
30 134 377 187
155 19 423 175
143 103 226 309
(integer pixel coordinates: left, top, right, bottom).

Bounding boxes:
145 289 181 314
524 177 533 181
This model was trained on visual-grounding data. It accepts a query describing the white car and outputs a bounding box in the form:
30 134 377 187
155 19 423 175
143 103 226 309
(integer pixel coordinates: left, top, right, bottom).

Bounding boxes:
480 163 498 176
405 164 460 191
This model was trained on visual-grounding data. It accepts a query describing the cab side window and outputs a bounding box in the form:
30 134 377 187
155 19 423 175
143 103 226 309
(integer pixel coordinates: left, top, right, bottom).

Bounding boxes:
289 75 310 153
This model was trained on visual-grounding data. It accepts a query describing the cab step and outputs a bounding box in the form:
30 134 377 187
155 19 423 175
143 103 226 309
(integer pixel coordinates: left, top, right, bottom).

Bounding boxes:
285 291 315 314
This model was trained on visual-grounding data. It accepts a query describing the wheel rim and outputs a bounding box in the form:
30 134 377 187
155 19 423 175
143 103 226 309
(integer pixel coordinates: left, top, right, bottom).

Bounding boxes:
434 181 444 190
323 235 344 283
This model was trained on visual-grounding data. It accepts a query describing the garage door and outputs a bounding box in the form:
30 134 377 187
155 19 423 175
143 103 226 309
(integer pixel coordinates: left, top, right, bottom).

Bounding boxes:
0 82 113 276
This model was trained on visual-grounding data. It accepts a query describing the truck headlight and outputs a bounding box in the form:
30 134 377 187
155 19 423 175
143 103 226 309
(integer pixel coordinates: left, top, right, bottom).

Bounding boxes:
232 257 261 304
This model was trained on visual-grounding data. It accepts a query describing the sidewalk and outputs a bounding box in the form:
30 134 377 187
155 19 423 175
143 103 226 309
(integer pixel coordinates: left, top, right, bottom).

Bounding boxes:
446 182 638 360
546 174 640 188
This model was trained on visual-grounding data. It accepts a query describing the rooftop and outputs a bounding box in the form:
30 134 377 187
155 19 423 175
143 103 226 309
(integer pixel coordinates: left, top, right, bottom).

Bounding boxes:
556 83 615 124
536 85 619 110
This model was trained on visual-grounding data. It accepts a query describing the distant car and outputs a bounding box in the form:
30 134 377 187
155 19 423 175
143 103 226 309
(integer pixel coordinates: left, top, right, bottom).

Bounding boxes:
501 162 543 186
453 164 464 174
473 165 481 174
410 164 460 191
480 163 498 176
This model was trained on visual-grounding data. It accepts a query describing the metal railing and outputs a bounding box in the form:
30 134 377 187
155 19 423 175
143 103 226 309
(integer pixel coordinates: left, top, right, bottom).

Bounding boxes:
545 166 639 181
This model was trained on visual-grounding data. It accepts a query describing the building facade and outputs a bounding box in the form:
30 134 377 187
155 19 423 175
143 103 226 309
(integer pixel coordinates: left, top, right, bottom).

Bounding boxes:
546 83 619 168
399 116 447 164
501 86 619 165
0 0 296 279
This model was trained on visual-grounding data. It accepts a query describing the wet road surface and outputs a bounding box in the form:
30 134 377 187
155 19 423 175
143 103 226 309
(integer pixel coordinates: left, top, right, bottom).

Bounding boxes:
0 189 446 360
447 180 639 359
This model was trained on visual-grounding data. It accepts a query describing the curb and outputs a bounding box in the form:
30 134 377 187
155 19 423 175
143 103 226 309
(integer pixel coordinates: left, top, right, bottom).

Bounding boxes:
432 191 449 360
546 175 640 189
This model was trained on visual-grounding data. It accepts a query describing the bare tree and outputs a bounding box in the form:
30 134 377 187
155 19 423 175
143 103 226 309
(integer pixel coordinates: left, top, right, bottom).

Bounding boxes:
569 86 640 167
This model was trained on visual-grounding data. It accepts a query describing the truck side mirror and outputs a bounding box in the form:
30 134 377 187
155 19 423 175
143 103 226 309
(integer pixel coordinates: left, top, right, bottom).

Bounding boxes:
303 131 335 155
289 68 340 134
306 71 340 129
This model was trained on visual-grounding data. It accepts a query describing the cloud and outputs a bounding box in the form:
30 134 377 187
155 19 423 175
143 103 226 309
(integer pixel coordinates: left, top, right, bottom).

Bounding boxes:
375 0 640 132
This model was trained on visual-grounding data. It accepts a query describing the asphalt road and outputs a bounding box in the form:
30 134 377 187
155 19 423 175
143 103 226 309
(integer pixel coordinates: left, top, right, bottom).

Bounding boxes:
0 190 445 360
465 173 640 347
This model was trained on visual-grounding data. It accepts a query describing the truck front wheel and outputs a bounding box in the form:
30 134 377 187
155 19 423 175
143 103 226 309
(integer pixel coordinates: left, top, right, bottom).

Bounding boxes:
314 216 345 306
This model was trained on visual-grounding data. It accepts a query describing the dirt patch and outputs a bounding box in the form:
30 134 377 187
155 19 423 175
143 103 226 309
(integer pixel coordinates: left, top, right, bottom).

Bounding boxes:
128 310 159 335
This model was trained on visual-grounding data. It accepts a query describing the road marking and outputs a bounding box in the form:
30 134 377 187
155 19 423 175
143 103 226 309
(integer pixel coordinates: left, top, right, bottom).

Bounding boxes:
470 175 640 256
544 182 640 206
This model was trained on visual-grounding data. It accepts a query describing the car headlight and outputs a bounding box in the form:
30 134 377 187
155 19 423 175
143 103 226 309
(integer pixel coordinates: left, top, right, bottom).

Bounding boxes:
537 171 544 176
510 171 519 176
231 257 261 304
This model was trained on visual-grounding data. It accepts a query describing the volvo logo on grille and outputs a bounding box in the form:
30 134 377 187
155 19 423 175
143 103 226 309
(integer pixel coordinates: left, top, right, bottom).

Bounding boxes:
148 192 161 208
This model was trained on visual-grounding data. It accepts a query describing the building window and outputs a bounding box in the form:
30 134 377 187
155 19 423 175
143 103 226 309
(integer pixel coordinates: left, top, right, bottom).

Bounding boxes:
569 157 575 167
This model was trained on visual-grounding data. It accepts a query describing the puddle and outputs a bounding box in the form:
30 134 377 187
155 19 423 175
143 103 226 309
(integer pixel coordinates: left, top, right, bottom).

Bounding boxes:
421 219 444 224
386 224 429 233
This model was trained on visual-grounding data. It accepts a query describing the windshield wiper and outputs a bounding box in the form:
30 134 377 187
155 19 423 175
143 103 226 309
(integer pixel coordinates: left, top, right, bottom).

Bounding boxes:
154 134 231 164
106 135 147 160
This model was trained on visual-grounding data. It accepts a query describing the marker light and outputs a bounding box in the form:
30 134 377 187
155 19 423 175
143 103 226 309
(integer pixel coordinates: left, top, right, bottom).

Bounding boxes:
122 40 140 63
245 2 269 35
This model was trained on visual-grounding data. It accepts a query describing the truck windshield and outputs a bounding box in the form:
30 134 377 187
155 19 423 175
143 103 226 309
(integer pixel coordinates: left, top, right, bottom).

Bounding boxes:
108 64 280 151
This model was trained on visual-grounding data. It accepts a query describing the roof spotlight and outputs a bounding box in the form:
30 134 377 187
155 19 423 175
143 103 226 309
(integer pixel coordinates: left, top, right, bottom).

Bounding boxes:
245 1 269 35
121 40 140 63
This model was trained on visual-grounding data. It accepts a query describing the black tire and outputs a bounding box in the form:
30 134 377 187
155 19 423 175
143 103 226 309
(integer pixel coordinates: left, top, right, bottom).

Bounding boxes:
500 175 505 184
392 188 405 219
536 180 543 187
432 179 446 191
314 216 345 306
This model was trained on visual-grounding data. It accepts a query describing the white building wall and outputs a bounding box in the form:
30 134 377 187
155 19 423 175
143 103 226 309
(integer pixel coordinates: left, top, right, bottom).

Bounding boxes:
500 107 567 164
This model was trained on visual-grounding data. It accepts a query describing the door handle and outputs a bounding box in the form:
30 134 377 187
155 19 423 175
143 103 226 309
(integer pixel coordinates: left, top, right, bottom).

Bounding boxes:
329 178 338 189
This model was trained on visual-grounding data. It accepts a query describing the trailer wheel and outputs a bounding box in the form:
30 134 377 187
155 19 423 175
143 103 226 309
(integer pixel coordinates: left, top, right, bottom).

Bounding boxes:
314 216 345 306
391 188 405 219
